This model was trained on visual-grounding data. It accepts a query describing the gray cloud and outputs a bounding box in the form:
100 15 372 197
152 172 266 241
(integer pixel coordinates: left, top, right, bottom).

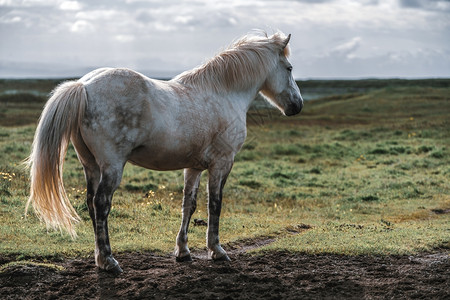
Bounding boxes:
328 37 362 59
399 0 450 11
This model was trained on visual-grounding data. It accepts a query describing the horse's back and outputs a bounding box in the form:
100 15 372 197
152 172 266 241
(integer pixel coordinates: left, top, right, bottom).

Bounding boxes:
81 68 152 99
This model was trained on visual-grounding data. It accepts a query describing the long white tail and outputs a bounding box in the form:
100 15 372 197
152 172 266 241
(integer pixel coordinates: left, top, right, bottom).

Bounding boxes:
26 81 87 237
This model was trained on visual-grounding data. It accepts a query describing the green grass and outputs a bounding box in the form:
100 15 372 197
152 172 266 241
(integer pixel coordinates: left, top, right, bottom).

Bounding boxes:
1 80 449 259
0 260 65 272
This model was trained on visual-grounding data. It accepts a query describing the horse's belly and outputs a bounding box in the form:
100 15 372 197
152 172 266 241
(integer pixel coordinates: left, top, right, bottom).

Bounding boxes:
127 144 204 171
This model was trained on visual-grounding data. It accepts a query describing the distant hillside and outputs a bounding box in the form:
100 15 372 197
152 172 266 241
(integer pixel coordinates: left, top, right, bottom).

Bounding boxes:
1 78 449 103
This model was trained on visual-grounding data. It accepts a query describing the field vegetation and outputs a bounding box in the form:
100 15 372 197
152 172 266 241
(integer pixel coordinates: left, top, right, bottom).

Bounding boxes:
0 79 449 260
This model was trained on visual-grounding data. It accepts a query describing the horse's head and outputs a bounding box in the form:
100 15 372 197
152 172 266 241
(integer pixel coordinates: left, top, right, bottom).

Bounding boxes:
261 34 303 116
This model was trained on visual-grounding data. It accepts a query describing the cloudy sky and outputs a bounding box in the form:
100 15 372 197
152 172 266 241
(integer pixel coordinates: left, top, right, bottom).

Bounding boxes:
1 0 449 79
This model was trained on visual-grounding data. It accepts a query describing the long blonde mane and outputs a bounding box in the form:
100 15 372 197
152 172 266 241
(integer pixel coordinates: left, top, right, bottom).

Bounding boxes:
174 32 290 94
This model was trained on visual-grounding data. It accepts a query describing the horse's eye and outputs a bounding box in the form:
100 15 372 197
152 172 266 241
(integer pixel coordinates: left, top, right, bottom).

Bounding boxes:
287 66 293 72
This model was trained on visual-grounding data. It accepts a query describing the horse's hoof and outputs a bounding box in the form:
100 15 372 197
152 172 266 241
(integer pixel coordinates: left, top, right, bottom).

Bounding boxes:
98 263 123 276
213 254 231 262
176 254 193 262
106 263 123 275
100 256 123 275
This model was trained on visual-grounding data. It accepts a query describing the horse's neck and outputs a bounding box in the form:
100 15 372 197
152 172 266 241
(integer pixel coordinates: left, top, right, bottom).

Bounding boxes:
224 86 261 114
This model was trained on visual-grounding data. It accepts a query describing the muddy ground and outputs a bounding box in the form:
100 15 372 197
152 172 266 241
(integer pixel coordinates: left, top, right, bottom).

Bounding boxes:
1 242 448 300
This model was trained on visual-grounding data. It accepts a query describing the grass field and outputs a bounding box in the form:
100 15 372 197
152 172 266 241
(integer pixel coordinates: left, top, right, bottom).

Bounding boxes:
0 79 449 259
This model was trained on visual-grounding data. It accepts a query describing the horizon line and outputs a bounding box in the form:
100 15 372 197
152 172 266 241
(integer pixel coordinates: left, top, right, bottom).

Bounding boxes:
1 75 449 81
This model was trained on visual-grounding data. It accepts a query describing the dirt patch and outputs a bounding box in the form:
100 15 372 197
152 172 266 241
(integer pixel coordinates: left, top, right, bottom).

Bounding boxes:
1 247 448 299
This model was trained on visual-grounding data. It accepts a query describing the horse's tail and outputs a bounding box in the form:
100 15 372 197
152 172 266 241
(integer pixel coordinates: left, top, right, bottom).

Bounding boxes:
26 81 87 238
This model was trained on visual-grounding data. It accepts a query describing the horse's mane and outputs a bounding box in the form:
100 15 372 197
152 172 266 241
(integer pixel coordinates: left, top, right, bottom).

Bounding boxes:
173 31 290 93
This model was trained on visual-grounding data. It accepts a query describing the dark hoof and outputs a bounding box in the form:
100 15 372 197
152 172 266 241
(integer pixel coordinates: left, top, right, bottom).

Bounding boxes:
176 254 193 262
213 254 231 262
98 265 123 276
104 263 123 275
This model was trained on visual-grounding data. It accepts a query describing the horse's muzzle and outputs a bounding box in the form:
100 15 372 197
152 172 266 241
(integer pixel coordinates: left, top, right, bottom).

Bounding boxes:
285 98 303 116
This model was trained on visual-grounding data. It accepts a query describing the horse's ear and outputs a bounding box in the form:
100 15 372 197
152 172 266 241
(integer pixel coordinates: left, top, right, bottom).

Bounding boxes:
283 34 291 48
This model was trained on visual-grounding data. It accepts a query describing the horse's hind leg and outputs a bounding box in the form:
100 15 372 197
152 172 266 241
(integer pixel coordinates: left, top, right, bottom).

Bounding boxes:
175 168 202 261
93 164 124 274
73 134 124 273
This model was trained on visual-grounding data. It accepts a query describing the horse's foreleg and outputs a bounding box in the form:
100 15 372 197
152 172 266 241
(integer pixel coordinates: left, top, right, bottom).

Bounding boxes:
207 163 232 261
93 167 123 274
175 168 202 262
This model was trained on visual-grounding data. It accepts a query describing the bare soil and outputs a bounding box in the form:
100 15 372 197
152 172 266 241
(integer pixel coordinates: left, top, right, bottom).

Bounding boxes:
1 244 448 300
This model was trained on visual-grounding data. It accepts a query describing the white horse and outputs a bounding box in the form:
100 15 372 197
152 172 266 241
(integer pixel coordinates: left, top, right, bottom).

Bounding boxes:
27 31 303 273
